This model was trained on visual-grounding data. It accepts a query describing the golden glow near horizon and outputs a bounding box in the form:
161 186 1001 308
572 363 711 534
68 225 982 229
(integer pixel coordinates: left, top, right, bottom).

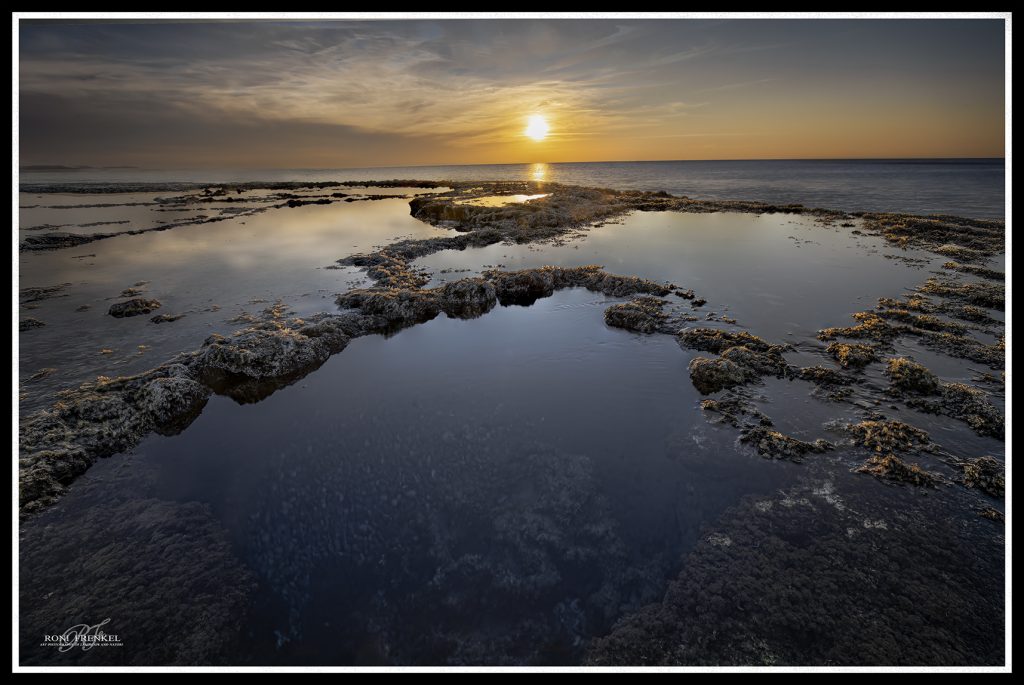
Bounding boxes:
18 21 1005 168
525 115 550 141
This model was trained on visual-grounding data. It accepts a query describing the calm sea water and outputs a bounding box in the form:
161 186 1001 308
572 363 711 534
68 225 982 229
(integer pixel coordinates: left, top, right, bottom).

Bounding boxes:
20 158 1005 219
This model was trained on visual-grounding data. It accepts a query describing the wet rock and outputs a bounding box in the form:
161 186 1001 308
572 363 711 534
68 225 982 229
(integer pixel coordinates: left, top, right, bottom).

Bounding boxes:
918 277 1004 311
677 327 782 354
797 365 855 387
825 342 877 369
27 368 56 382
846 419 931 454
437 278 497 319
336 288 441 328
20 231 104 251
604 296 668 334
699 394 773 428
912 331 1004 369
942 261 1004 281
19 364 211 515
150 313 185 324
953 456 1004 498
855 454 941 487
19 318 46 331
192 320 350 389
483 265 675 306
720 345 790 377
907 383 1004 439
20 282 72 303
979 507 1004 522
109 298 162 318
818 312 901 343
861 214 1004 261
885 358 940 395
739 425 832 462
688 357 752 395
485 268 556 305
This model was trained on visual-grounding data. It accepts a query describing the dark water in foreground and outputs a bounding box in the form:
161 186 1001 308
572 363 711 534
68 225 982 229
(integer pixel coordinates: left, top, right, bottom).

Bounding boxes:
17 189 1005 665
20 158 1005 219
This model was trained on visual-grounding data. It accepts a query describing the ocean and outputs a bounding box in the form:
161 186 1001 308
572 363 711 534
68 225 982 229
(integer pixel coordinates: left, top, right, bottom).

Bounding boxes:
19 158 1005 219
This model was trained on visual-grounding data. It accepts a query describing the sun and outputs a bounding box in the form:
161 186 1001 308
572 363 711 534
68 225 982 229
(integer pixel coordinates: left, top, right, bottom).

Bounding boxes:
524 114 550 141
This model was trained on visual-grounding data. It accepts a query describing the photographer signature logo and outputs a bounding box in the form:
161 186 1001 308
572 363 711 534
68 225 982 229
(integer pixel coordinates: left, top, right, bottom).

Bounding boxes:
40 618 123 652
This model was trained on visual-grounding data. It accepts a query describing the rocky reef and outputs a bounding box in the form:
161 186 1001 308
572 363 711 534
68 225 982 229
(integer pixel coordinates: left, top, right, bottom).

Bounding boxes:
586 481 1004 666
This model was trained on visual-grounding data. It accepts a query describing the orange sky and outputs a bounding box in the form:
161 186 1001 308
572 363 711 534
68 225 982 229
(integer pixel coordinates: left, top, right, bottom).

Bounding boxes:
19 18 1006 167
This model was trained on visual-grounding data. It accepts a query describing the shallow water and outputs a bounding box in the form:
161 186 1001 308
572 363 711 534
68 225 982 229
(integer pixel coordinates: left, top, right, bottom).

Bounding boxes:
18 196 454 411
19 289 802 665
420 211 944 342
17 186 1006 666
20 158 1005 218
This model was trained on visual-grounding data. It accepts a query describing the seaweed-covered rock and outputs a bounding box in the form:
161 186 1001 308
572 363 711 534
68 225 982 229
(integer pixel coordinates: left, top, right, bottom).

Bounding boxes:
108 298 162 318
739 425 832 461
604 296 668 334
955 456 1004 498
846 419 931 454
937 384 1004 439
885 357 940 395
855 454 941 487
825 342 877 369
192 321 349 386
336 288 441 328
485 268 556 305
678 327 781 354
818 312 901 343
687 357 752 395
797 365 854 386
918 278 1004 310
19 364 211 515
437 278 497 319
482 265 674 306
720 345 790 377
699 394 773 428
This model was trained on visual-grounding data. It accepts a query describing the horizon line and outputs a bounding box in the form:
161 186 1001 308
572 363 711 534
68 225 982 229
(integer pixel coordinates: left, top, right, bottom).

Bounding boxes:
19 156 1007 173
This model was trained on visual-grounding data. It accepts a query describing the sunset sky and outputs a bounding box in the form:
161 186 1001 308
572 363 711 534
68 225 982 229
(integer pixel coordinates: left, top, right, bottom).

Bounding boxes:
18 18 1006 168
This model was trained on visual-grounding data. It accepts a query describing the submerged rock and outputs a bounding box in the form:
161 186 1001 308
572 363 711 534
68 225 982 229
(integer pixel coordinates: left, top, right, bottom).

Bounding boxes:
109 298 162 318
19 498 256 666
19 318 46 331
20 282 72 303
150 313 185 324
586 480 1004 666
